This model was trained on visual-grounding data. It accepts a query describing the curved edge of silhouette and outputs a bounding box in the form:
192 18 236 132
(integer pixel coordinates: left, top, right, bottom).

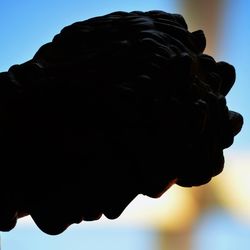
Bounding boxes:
0 10 243 235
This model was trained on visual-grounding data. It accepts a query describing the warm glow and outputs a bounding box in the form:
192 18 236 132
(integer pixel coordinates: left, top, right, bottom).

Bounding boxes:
95 185 200 232
98 150 250 231
213 150 250 223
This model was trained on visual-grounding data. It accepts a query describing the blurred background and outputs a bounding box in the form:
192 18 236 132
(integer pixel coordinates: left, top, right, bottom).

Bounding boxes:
0 0 249 249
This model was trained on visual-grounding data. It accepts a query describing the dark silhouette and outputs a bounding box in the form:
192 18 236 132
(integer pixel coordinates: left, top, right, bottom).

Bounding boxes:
0 10 243 235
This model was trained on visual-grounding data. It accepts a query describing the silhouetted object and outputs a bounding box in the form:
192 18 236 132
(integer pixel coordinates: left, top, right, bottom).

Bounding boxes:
0 10 243 235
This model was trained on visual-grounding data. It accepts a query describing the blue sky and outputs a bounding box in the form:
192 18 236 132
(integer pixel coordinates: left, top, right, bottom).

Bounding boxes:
217 0 250 150
0 1 250 249
0 1 177 71
2 224 156 250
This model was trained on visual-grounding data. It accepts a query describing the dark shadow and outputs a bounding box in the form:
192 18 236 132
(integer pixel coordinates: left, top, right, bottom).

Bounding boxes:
0 10 243 235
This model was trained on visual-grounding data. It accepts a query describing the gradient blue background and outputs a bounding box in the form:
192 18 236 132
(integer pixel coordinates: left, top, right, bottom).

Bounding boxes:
0 1 249 249
0 1 176 71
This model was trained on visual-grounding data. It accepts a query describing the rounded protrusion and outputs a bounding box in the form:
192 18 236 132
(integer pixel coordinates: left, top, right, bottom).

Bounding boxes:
216 61 236 96
192 30 206 53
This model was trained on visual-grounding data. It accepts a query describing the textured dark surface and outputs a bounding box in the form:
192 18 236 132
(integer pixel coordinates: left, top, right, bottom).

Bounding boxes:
0 10 243 235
